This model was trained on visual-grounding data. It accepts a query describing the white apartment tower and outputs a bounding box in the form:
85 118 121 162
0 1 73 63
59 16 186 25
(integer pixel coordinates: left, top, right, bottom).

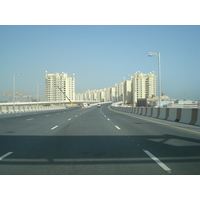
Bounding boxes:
45 71 75 102
132 71 156 106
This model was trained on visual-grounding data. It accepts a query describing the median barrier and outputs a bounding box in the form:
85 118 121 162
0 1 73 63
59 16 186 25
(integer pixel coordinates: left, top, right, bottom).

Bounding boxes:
20 106 25 112
14 105 20 113
195 109 200 126
0 106 5 114
146 108 153 117
142 107 147 116
43 106 48 110
110 106 200 127
3 106 8 113
8 106 14 113
138 107 143 115
31 105 37 111
167 108 181 122
131 107 134 113
0 106 8 114
190 109 198 125
179 108 198 125
126 107 129 112
151 108 157 117
159 108 169 120
24 106 30 112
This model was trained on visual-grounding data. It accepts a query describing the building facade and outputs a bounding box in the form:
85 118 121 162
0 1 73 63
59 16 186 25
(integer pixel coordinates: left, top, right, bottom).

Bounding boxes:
132 71 156 106
45 71 75 102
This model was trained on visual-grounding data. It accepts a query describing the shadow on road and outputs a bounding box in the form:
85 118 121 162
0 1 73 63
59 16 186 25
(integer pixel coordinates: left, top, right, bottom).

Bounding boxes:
1 133 200 172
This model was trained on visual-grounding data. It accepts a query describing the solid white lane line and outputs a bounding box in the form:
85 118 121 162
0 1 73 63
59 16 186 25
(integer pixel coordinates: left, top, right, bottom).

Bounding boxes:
27 118 33 120
0 152 13 161
115 125 121 130
143 150 171 173
51 125 58 130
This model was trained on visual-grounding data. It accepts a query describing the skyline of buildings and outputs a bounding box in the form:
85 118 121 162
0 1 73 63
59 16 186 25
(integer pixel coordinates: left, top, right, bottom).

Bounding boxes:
1 71 198 108
76 71 157 106
44 70 157 106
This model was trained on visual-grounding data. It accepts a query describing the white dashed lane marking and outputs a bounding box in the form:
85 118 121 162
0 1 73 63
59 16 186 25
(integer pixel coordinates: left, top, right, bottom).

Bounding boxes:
27 118 34 121
115 125 121 130
143 150 171 173
0 152 13 161
51 125 58 130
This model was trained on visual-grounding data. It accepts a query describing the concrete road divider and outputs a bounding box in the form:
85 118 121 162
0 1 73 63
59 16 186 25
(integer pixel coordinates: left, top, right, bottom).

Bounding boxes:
179 108 198 125
1 106 8 114
146 108 153 117
167 108 181 122
8 106 14 113
110 106 200 127
142 107 147 116
152 108 160 118
159 108 169 120
195 110 200 126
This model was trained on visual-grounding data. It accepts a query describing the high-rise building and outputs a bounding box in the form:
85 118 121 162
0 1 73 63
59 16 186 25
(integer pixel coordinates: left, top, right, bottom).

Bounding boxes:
45 71 75 102
132 71 156 106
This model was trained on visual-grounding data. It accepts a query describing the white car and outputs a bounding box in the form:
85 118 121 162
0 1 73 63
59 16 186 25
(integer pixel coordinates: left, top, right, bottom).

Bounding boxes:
97 104 101 108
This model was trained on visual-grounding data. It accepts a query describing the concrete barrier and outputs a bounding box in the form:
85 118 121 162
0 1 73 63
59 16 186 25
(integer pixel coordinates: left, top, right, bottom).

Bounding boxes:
167 108 181 122
135 107 139 114
142 107 147 116
38 105 43 110
152 108 160 118
195 109 200 126
8 106 14 113
189 109 198 125
31 105 36 111
14 106 20 113
146 108 153 117
179 108 198 125
19 106 25 112
24 106 30 112
159 108 169 120
110 106 200 127
1 106 8 113
138 107 143 115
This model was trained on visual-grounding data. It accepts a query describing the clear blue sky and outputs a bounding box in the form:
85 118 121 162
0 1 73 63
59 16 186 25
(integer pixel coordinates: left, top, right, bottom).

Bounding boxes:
0 25 200 101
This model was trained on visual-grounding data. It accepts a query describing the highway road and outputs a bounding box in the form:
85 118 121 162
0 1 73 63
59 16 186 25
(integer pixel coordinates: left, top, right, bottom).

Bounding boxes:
0 103 200 175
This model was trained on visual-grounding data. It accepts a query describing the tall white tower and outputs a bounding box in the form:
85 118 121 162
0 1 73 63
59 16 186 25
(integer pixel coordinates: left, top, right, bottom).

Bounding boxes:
45 71 75 102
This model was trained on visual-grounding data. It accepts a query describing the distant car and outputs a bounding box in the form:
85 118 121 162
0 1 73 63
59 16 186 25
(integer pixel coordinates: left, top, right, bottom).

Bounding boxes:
97 104 101 108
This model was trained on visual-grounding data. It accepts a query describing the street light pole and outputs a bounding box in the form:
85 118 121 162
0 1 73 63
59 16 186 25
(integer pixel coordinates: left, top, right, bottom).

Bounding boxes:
13 74 20 109
122 77 125 105
37 83 42 106
148 52 161 107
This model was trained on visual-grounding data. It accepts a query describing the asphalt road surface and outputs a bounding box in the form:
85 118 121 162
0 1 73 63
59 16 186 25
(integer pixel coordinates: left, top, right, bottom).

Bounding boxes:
0 104 200 175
